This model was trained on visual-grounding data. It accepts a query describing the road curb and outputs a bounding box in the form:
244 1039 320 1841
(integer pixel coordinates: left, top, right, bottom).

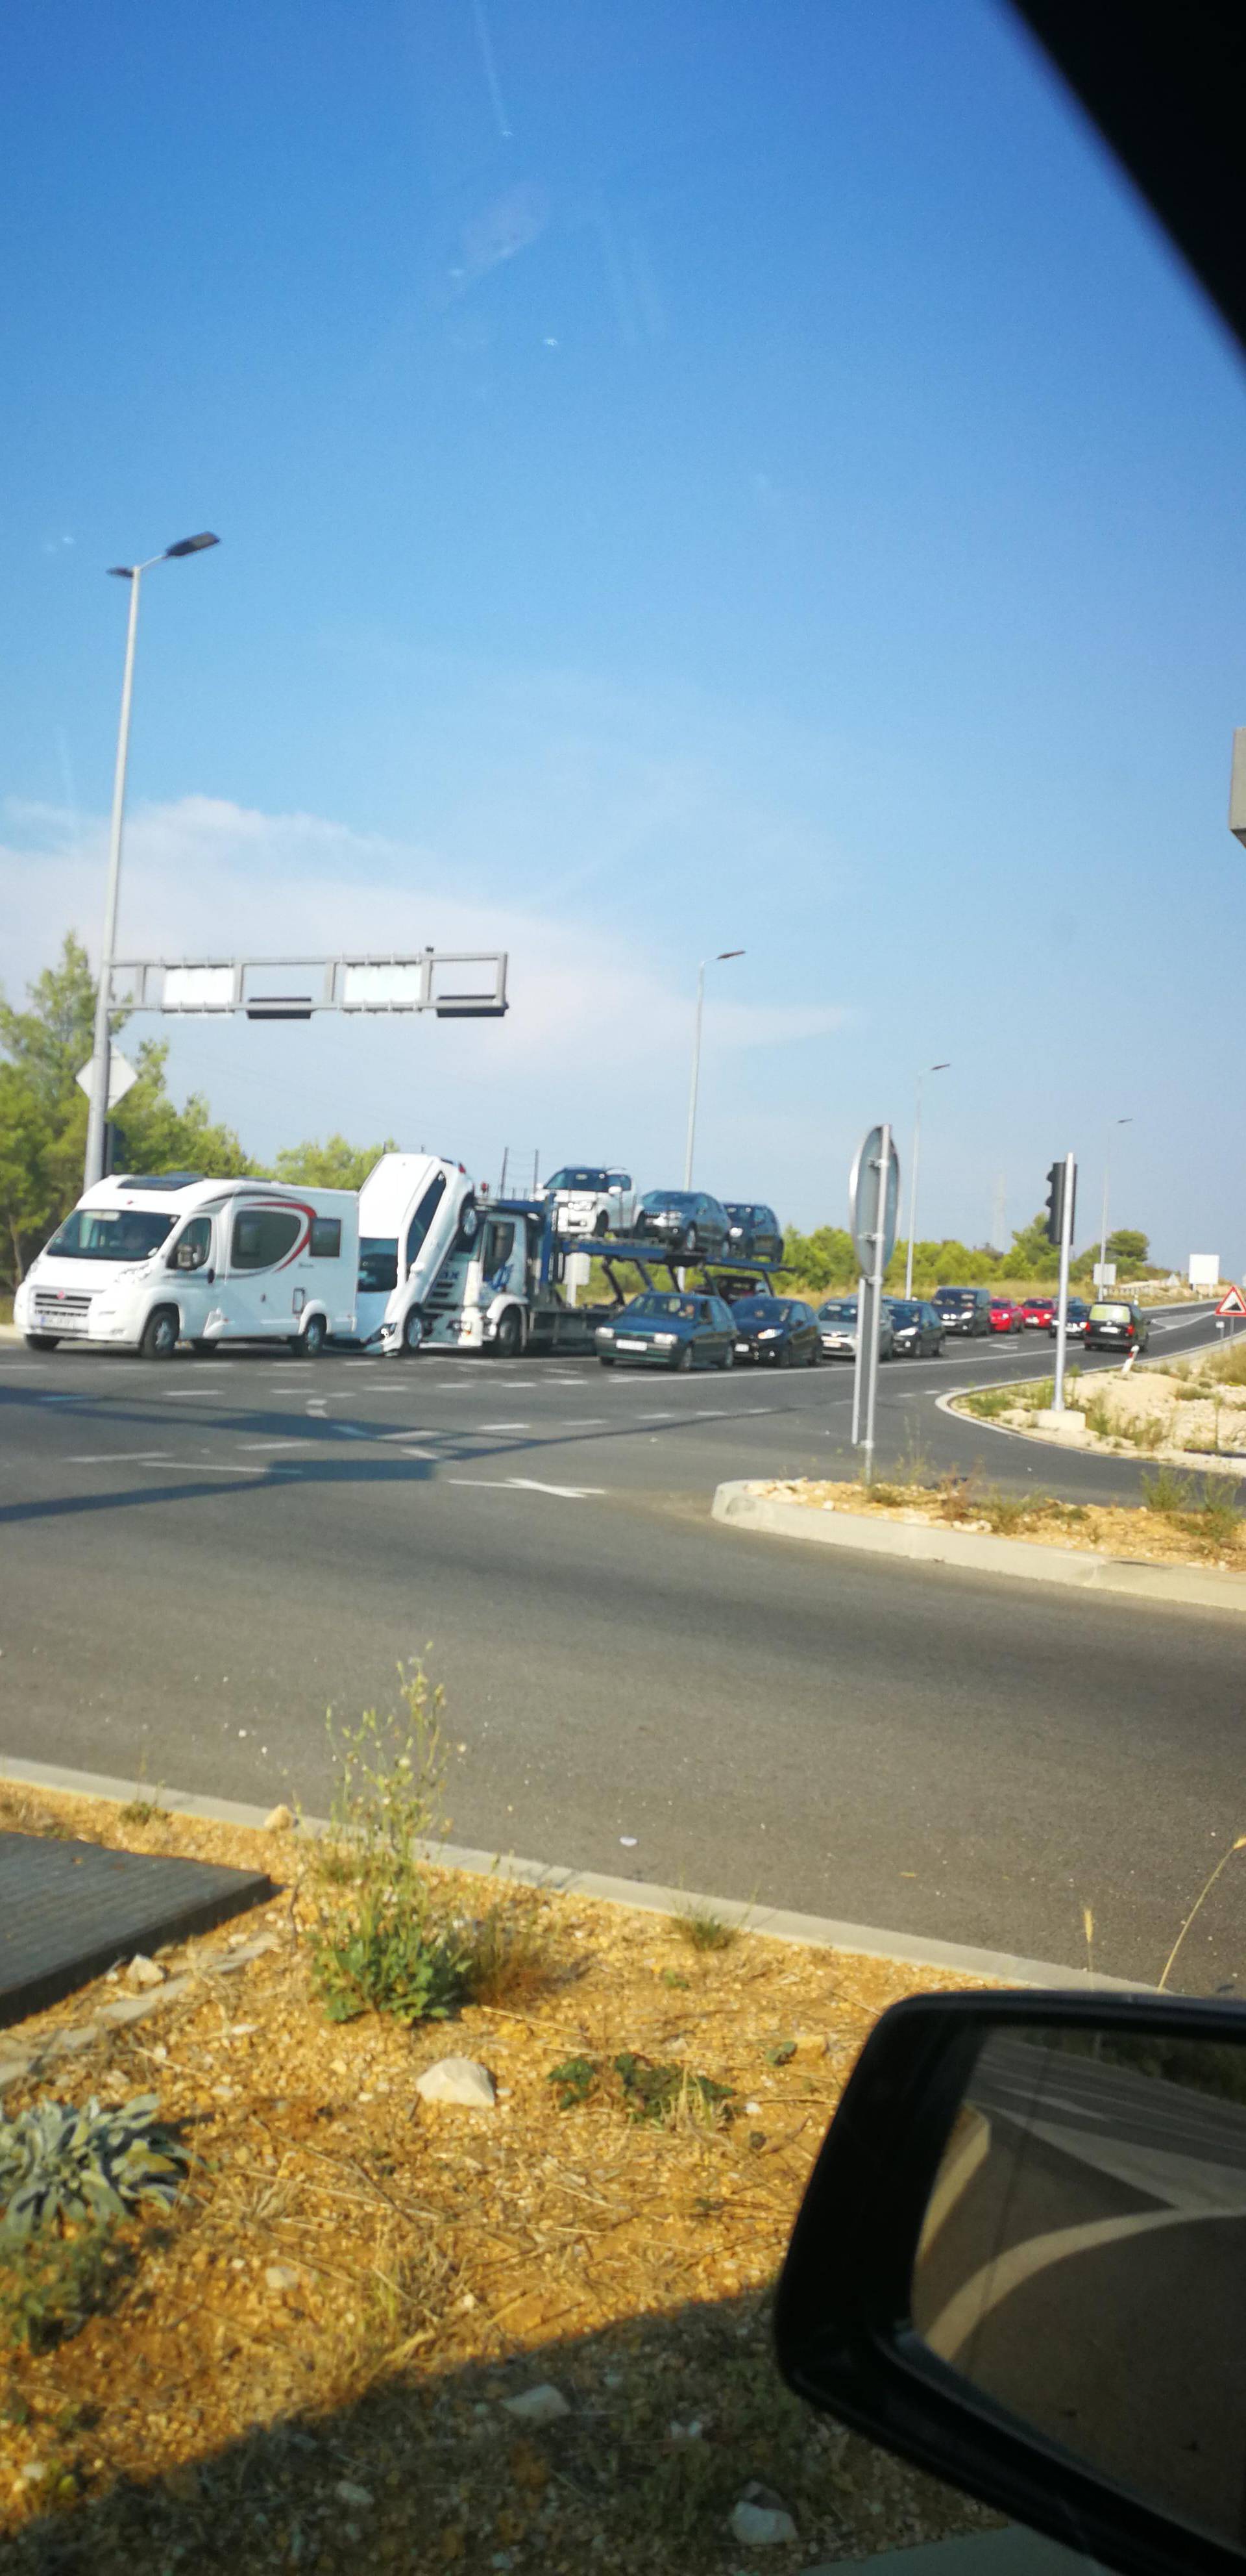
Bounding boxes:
0 1753 1144 1994
711 1479 1246 1616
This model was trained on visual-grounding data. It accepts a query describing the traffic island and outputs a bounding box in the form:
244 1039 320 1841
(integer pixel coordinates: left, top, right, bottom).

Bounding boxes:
712 1476 1246 1613
951 1352 1246 1476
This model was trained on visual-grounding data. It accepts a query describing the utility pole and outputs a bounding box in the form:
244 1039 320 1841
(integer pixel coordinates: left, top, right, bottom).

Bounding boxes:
683 949 744 1187
1097 1117 1132 1291
84 532 219 1189
903 1061 949 1298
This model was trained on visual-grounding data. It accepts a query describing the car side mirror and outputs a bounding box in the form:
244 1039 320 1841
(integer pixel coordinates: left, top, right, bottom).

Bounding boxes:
776 1990 1246 2576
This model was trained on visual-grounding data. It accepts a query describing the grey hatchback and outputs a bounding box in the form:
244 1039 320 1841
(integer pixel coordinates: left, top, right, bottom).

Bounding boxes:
633 1190 729 1258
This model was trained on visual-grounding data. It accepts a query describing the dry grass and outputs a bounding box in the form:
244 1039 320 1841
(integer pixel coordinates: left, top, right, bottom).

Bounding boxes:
753 1474 1246 1570
0 1777 996 2575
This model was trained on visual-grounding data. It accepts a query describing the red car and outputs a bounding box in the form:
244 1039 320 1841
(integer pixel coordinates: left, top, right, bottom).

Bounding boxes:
1021 1296 1055 1329
988 1298 1022 1334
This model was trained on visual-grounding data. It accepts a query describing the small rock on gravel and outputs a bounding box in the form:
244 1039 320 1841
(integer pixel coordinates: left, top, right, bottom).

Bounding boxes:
731 2487 798 2546
415 2056 496 2109
125 1953 165 1988
334 2479 374 2507
264 1804 295 1830
500 2382 570 2425
264 2263 300 2293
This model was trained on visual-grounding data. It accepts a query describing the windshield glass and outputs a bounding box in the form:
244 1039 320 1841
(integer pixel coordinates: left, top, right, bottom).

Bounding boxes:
625 1293 695 1319
820 1300 857 1322
888 1302 920 1325
735 1298 787 1321
934 1289 973 1306
358 1237 398 1293
639 1191 694 1213
1090 1303 1132 1321
545 1169 604 1191
44 1207 175 1263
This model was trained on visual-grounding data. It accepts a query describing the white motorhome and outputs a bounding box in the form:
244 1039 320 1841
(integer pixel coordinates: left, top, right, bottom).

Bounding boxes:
355 1152 480 1353
14 1172 358 1358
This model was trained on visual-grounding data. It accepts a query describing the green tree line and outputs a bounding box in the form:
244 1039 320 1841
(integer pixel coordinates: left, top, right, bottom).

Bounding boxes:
782 1215 1154 1301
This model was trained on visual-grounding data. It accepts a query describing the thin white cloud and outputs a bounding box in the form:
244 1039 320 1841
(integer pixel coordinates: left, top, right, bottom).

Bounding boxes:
1 797 848 1196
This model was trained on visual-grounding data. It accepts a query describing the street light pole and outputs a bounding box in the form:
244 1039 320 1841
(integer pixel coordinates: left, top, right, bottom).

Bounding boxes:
1097 1116 1132 1292
903 1061 950 1299
83 532 219 1191
683 948 744 1189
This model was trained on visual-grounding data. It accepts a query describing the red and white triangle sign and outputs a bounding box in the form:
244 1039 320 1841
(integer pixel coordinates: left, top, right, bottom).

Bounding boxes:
1216 1284 1246 1317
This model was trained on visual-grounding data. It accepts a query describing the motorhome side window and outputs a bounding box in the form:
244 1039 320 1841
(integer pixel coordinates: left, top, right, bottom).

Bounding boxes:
231 1209 302 1270
405 1176 446 1270
170 1217 212 1271
310 1217 341 1257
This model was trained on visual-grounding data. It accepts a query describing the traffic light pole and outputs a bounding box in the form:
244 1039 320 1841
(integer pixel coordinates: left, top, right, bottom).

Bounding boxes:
1052 1150 1076 1413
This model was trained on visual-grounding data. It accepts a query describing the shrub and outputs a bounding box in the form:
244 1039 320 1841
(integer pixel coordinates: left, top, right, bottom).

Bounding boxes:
674 1905 739 1954
309 1664 553 2026
546 2052 735 2127
309 1663 467 2027
0 2096 186 2240
0 2227 134 2355
1141 1467 1196 1519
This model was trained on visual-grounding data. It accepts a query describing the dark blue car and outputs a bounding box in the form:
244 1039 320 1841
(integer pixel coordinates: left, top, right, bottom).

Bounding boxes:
595 1290 737 1370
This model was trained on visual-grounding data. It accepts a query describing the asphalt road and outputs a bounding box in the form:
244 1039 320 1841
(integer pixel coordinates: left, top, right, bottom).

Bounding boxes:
2 1302 1243 1992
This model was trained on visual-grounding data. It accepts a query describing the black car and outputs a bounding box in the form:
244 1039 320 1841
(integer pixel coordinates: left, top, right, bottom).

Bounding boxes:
595 1290 737 1370
1083 1298 1150 1354
884 1298 944 1358
723 1202 783 1264
731 1294 821 1366
632 1189 729 1258
1048 1297 1091 1340
932 1284 992 1337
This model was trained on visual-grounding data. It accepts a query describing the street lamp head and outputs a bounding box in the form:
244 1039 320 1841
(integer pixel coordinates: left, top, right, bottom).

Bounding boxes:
716 948 745 961
931 1059 951 1072
164 532 219 558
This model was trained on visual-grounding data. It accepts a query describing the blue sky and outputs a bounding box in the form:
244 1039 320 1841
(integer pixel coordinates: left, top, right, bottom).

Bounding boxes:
3 1 1245 1265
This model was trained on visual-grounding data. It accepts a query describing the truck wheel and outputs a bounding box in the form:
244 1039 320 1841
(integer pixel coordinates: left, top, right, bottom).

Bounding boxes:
139 1307 180 1361
594 1211 609 1235
290 1313 327 1356
598 1354 615 1367
493 1307 523 1358
456 1196 479 1248
401 1306 426 1355
674 1343 694 1372
24 1333 59 1351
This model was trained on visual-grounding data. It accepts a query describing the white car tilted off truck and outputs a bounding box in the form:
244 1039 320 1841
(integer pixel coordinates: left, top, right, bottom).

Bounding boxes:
355 1152 482 1354
14 1172 359 1357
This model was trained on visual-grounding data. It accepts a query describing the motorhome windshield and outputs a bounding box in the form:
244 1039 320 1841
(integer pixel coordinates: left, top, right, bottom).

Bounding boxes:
358 1237 398 1293
45 1208 175 1263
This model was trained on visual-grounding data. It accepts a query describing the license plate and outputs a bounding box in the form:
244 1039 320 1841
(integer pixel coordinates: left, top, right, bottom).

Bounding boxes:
44 1313 87 1332
617 1337 646 1350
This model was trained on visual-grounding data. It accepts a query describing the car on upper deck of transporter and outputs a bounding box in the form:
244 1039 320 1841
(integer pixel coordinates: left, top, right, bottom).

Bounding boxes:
534 1166 634 1238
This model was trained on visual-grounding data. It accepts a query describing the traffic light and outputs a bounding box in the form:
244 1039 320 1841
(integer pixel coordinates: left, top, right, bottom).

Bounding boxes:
1044 1158 1075 1247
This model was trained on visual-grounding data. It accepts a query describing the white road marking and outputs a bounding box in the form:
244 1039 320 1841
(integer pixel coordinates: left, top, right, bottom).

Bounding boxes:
68 1451 177 1464
448 1476 605 1498
241 1439 305 1450
478 1421 531 1431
